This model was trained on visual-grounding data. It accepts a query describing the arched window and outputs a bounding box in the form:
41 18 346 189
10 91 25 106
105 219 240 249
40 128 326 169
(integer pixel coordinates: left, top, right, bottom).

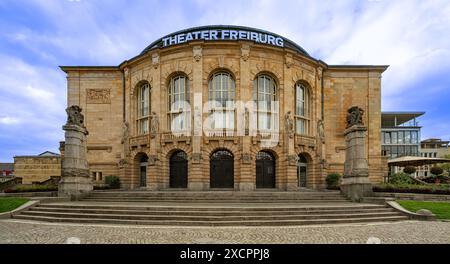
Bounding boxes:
253 74 277 131
295 83 310 135
208 72 235 131
137 83 150 135
168 75 190 132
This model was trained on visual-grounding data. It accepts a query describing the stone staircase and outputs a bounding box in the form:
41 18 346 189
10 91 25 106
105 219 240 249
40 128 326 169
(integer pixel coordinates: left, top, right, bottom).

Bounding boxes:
12 190 409 226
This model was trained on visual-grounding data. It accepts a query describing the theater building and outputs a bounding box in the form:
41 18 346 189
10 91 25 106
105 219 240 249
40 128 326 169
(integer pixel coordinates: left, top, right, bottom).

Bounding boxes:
60 25 387 191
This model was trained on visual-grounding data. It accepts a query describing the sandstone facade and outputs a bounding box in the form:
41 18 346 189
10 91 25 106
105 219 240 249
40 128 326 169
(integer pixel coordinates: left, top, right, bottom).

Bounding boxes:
60 26 387 190
14 152 61 184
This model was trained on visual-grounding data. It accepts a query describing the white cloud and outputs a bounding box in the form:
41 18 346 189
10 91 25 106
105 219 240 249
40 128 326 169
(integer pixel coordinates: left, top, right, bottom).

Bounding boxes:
0 116 20 125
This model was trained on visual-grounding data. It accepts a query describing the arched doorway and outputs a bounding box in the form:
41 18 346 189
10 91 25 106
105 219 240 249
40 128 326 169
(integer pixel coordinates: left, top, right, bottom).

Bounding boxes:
297 154 308 188
210 150 234 188
169 151 188 188
256 151 276 188
139 155 148 187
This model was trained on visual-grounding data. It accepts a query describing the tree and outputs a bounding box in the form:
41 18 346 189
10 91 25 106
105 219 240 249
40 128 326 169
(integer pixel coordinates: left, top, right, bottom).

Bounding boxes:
403 166 416 175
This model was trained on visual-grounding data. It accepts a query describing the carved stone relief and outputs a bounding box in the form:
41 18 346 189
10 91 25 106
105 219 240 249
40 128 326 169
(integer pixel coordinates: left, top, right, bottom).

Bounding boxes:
86 89 111 104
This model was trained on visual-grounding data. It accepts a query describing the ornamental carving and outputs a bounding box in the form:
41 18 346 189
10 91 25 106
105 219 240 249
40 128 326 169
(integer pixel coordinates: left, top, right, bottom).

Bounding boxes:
150 112 159 137
118 159 129 169
193 46 202 62
152 53 160 69
346 106 365 128
65 105 85 128
241 44 250 61
241 153 252 164
287 155 298 166
285 111 294 137
86 89 111 104
316 66 323 81
192 153 202 163
285 54 294 68
121 122 129 144
148 155 158 166
317 119 325 144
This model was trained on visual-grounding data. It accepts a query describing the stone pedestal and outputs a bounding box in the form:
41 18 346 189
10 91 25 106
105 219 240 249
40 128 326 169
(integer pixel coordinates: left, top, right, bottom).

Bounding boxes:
340 125 373 201
59 106 93 200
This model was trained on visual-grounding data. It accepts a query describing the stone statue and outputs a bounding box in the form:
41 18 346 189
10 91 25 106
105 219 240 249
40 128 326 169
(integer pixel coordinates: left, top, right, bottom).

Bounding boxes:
244 107 249 134
346 106 364 128
121 122 129 144
150 112 159 135
317 119 325 143
285 111 294 134
66 105 85 127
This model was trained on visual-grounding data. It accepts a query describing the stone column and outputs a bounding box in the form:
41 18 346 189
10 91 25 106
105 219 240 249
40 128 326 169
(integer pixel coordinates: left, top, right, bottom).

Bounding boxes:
189 44 206 190
340 106 373 201
58 105 93 200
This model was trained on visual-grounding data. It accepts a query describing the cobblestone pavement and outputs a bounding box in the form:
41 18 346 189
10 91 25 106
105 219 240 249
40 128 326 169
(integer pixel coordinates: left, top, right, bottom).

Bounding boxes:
0 219 449 244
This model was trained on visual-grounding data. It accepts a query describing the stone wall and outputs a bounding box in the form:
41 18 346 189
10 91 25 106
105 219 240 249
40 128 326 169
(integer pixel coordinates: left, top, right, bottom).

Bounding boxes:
13 157 61 184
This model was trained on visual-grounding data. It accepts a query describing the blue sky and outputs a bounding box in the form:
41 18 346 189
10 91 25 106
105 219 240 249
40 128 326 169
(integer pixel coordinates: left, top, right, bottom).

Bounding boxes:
0 0 449 162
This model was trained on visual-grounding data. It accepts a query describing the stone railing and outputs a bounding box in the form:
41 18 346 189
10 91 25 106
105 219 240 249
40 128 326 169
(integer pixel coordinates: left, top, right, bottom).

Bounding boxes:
0 177 22 192
129 135 149 147
295 134 316 147
161 132 191 145
204 130 238 144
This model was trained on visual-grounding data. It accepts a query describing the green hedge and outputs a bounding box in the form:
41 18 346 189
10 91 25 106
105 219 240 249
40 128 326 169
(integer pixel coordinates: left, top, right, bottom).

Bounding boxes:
373 183 450 194
4 185 58 193
104 176 121 189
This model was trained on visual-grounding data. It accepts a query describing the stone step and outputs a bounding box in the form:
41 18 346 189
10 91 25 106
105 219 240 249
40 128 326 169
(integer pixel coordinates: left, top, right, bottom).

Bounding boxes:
30 207 394 216
35 204 386 211
13 214 409 226
88 191 343 197
80 198 348 203
20 210 402 221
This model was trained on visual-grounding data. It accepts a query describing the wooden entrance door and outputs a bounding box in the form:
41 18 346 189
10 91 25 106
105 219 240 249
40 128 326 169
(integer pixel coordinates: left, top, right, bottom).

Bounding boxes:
169 151 188 188
256 151 275 188
210 150 234 188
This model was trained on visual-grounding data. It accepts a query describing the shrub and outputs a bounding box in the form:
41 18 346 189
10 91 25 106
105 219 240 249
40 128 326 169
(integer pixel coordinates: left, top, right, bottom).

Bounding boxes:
326 173 341 189
430 167 444 176
403 166 416 175
4 185 57 193
104 176 120 189
388 172 415 185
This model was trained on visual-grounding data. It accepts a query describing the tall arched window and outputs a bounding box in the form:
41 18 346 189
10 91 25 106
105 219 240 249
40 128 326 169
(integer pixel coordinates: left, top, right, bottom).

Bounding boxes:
253 74 277 131
295 83 310 135
208 72 235 131
168 75 190 132
137 83 150 135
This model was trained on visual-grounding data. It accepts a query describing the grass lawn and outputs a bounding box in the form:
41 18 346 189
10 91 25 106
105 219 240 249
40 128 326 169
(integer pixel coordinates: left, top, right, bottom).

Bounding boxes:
0 197 29 213
397 200 450 220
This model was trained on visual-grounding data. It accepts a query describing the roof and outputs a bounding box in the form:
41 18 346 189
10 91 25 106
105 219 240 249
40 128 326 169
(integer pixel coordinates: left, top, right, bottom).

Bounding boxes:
14 151 61 159
381 111 425 127
140 25 311 57
387 156 450 166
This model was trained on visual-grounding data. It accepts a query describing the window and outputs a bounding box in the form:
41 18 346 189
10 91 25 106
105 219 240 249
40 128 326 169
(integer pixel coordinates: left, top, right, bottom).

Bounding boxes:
392 132 398 144
405 131 411 144
253 75 277 131
208 72 235 130
168 75 190 132
137 83 150 135
384 132 391 144
398 131 404 144
294 83 310 135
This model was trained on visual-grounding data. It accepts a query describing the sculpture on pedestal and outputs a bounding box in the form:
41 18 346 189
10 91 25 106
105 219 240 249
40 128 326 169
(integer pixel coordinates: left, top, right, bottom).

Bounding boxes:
340 106 373 202
150 112 159 137
58 105 93 200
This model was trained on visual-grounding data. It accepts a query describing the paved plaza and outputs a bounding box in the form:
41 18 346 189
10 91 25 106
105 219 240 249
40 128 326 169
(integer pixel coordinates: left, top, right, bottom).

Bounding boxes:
0 219 449 244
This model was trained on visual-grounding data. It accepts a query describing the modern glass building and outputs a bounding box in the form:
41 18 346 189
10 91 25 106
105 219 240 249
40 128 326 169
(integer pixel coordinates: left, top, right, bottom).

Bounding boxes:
381 112 424 159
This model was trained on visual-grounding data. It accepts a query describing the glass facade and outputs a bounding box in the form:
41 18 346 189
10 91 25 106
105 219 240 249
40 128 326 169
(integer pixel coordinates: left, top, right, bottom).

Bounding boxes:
381 130 420 158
